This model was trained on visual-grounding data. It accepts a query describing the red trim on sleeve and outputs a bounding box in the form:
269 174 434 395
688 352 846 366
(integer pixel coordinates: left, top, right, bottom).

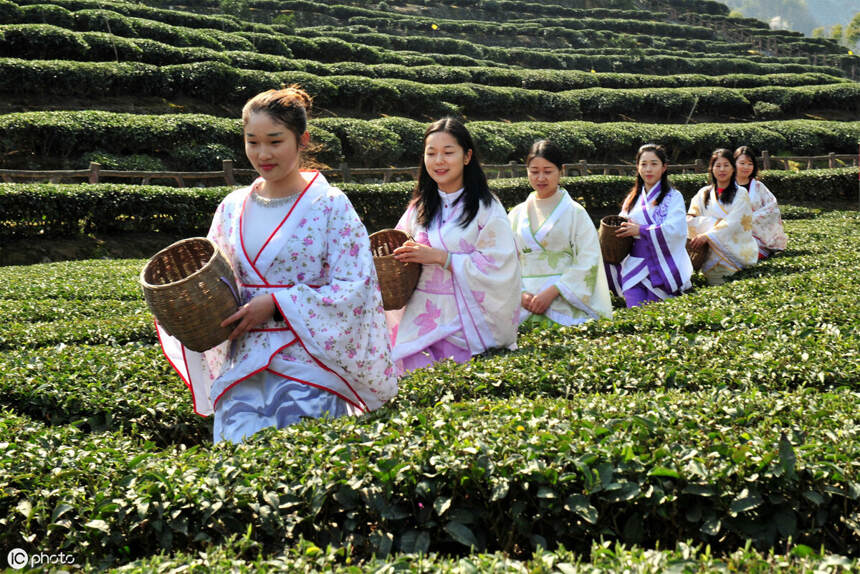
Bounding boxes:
210 337 299 410
280 314 370 412
155 319 209 418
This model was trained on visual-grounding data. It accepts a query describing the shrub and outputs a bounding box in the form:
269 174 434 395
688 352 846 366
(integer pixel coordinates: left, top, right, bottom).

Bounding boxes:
171 143 235 171
753 101 783 120
81 151 166 171
312 118 403 166
0 23 90 59
19 4 75 28
0 0 22 23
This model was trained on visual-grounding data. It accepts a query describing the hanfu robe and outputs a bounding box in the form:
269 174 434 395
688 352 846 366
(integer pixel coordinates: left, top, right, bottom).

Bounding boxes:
604 184 693 307
508 188 612 326
156 172 397 443
388 188 521 371
742 178 787 259
687 185 759 284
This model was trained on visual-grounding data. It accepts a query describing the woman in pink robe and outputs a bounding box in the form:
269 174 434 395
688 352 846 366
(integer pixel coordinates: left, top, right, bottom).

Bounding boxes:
387 118 521 373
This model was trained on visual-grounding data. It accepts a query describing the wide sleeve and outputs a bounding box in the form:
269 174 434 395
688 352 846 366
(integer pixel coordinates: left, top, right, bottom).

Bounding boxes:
507 202 526 262
701 188 758 268
750 181 787 251
449 199 522 351
556 204 604 310
156 197 235 417
687 187 719 238
272 191 397 411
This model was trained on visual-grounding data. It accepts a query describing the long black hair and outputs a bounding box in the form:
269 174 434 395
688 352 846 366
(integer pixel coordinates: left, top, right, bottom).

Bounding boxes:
622 143 671 212
704 148 738 207
413 117 492 229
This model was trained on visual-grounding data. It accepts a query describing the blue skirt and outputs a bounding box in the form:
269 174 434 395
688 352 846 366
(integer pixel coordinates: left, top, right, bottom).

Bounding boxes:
213 367 357 444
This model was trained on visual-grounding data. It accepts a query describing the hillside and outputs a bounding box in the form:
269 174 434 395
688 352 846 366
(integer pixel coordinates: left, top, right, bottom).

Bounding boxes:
0 0 858 174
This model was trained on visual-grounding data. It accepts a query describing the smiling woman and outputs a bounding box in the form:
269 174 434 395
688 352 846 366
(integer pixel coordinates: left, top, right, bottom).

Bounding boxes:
687 148 759 285
155 86 397 444
386 117 521 373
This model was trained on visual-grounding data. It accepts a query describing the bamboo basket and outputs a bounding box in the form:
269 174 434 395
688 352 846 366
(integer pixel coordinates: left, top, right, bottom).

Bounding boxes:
687 239 710 272
140 237 240 352
598 215 633 264
369 229 421 310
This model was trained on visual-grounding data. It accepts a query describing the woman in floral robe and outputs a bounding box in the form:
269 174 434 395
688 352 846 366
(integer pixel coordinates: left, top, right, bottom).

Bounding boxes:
734 146 787 259
388 117 521 372
687 148 758 285
157 88 396 443
604 144 693 307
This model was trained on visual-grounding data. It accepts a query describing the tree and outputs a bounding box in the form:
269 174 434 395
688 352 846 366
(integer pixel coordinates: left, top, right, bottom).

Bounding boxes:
846 12 860 46
829 23 844 42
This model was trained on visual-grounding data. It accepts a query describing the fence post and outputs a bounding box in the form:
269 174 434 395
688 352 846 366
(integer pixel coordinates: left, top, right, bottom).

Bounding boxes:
828 152 836 169
383 168 392 183
761 150 771 170
579 159 588 176
222 159 235 186
339 162 351 183
507 160 517 178
89 162 101 184
694 159 704 173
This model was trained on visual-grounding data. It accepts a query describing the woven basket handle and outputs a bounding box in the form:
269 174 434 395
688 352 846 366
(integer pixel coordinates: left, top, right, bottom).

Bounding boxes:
219 277 241 307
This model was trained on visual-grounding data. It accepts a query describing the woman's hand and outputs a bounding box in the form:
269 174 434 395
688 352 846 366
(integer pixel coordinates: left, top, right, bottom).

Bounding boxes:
393 240 447 266
527 285 559 315
521 292 534 310
616 221 641 238
221 294 275 340
689 234 708 249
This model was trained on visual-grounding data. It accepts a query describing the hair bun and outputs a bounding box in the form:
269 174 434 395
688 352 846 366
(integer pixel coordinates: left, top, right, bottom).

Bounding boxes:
278 84 312 112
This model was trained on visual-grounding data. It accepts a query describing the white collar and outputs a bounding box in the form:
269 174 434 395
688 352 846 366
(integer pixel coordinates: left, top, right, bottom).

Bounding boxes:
438 187 465 205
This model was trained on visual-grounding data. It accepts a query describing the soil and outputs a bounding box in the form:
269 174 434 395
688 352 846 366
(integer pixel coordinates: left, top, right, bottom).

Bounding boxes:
0 232 186 266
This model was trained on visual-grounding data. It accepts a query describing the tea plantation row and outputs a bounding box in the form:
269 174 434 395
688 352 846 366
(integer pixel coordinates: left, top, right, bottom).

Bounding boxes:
2 109 858 170
2 169 857 239
2 58 856 123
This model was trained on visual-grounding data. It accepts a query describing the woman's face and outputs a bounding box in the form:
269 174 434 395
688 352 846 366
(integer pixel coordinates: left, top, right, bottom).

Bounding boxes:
527 156 561 198
735 154 755 182
637 151 666 188
423 131 471 192
711 156 734 187
244 111 302 182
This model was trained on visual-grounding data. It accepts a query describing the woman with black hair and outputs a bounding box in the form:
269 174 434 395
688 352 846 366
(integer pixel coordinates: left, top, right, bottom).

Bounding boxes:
388 117 521 372
734 146 787 259
509 140 612 326
687 148 758 285
605 144 693 307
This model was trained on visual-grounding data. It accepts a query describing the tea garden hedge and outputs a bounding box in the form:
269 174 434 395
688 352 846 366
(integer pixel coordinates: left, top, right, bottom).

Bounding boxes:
1 197 859 571
1 0 859 570
0 0 859 171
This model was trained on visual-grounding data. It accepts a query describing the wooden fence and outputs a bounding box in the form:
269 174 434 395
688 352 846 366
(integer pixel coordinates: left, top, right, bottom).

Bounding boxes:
0 153 856 187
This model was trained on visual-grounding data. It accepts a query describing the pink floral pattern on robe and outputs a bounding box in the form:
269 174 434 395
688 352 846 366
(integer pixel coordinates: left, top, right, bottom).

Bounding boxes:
157 172 397 417
387 192 521 367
